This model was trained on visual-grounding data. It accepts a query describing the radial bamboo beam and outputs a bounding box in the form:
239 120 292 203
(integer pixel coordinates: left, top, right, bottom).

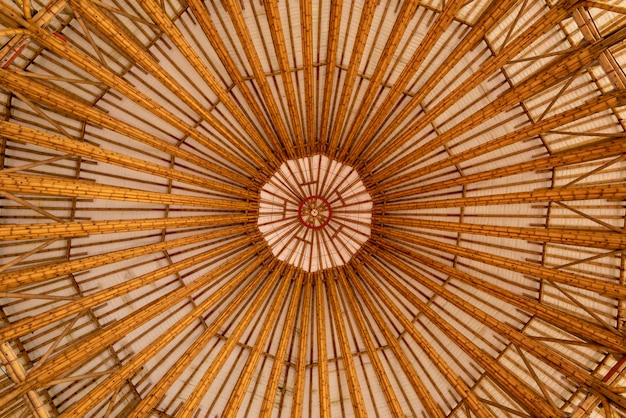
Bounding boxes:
0 243 265 409
378 183 626 211
289 275 312 418
377 228 626 299
325 271 367 418
262 0 305 153
0 5 261 179
340 0 462 162
374 238 626 354
357 253 562 418
333 269 405 417
0 172 251 208
136 0 280 169
258 270 305 418
369 248 626 412
0 235 254 342
222 266 296 416
346 0 518 164
65 253 275 417
176 262 287 418
0 214 251 242
369 90 626 192
348 264 482 418
0 121 251 197
185 0 286 161
221 0 296 158
317 0 342 152
299 0 314 151
0 68 253 186
365 22 626 181
380 132 626 202
324 0 378 157
359 0 581 173
0 226 250 292
376 217 626 250
315 274 331 418
67 0 273 174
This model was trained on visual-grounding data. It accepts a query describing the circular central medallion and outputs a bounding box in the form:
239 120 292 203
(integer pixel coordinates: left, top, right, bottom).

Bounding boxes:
257 155 372 272
298 195 332 229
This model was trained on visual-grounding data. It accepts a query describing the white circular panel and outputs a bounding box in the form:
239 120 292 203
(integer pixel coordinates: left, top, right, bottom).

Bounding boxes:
257 155 372 272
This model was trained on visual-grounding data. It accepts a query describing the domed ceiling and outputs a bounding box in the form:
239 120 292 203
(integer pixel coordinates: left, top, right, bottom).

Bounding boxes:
1 0 626 416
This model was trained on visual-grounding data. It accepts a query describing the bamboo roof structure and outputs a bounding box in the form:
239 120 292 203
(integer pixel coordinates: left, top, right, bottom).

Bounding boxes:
1 0 626 416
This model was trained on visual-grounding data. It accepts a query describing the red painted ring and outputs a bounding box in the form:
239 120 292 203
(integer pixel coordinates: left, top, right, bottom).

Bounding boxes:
297 195 332 230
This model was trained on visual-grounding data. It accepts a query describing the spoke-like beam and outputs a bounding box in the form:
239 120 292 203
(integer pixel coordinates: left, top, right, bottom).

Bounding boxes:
176 262 287 418
60 251 271 416
221 0 296 158
0 172 252 208
378 228 626 299
359 0 581 173
138 0 280 168
344 266 445 418
373 239 626 355
0 214 251 242
346 0 519 164
341 0 463 162
365 22 626 181
325 271 367 418
315 274 331 418
0 235 254 342
0 244 265 408
324 0 378 157
289 275 312 418
0 68 253 186
263 0 305 154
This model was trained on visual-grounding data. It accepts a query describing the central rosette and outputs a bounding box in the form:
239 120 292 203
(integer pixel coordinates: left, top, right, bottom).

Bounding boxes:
258 154 372 272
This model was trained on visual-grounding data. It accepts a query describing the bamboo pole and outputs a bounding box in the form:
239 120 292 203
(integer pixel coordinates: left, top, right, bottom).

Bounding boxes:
0 5 261 179
375 217 626 250
364 22 626 179
0 172 251 209
377 183 626 212
369 90 626 192
0 226 251 292
262 0 305 154
324 0 378 157
339 0 460 162
368 248 626 412
176 261 286 418
0 235 254 342
136 0 281 170
346 0 519 164
222 266 296 416
289 275 312 418
325 271 367 418
357 0 581 173
299 0 314 152
380 132 626 201
376 228 626 299
65 252 274 417
67 0 273 175
357 253 561 418
315 274 331 418
317 0 342 152
333 269 405 417
220 0 296 158
0 69 253 186
372 238 626 355
0 244 265 409
257 270 305 417
185 0 286 161
0 214 251 242
0 121 251 198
